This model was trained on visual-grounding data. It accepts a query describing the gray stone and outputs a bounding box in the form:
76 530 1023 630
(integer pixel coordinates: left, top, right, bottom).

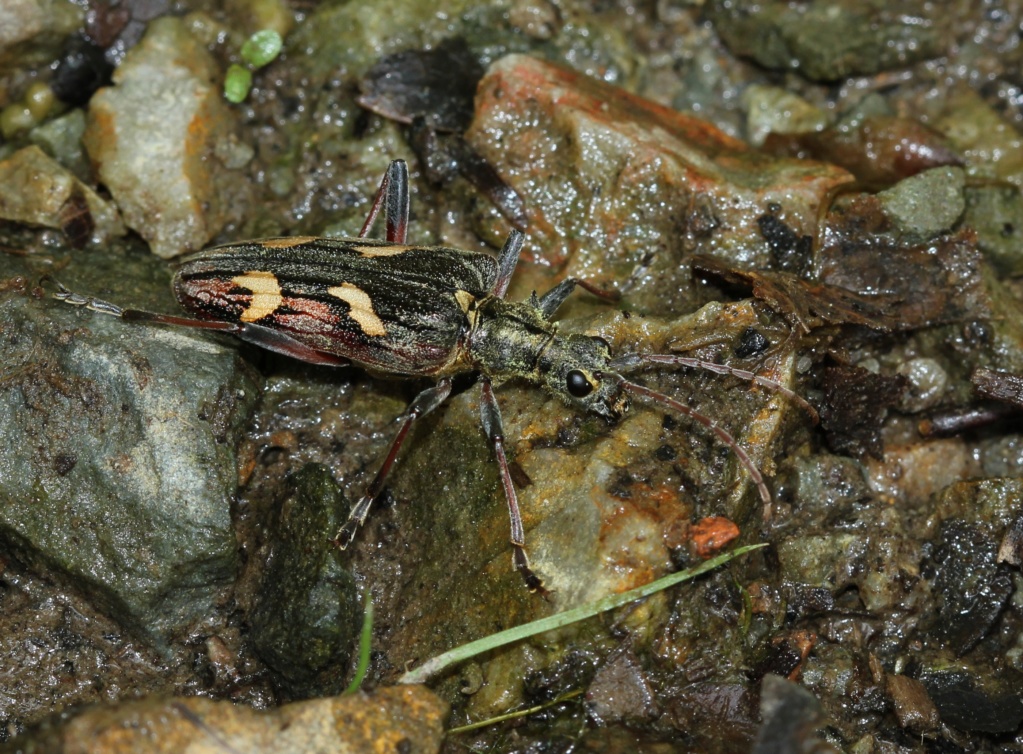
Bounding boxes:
0 252 261 651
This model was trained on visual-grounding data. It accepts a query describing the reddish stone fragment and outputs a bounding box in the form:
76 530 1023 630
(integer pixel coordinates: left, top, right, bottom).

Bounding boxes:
689 515 740 559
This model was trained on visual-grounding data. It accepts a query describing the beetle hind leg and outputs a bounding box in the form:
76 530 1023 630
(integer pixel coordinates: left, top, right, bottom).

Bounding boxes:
55 284 353 367
480 378 548 595
358 159 410 243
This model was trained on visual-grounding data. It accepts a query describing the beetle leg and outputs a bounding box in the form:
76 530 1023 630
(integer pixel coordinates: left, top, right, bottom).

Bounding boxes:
358 159 410 243
54 286 351 367
480 378 546 594
490 230 525 299
534 277 620 319
333 377 453 549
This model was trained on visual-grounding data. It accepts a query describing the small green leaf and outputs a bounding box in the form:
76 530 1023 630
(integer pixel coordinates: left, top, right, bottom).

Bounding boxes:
224 64 253 104
241 30 283 69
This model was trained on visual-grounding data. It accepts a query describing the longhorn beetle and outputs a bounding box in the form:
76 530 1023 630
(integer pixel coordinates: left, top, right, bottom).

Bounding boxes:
56 159 813 591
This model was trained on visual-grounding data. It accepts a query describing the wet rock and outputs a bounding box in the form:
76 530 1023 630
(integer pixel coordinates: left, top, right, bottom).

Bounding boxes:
774 453 928 615
5 686 448 753
924 516 1013 655
877 166 966 243
0 146 125 246
0 252 261 651
707 0 943 82
864 438 974 509
49 34 115 108
933 86 1023 187
999 513 1023 567
466 54 852 315
0 0 83 75
963 183 1023 277
750 631 816 682
895 357 948 414
663 683 759 753
222 0 294 39
586 648 658 725
818 364 905 460
379 299 799 709
249 464 360 699
741 84 828 148
885 674 940 733
764 115 962 187
930 477 1023 532
751 675 834 754
919 669 1023 734
83 17 247 259
287 0 483 85
28 109 91 181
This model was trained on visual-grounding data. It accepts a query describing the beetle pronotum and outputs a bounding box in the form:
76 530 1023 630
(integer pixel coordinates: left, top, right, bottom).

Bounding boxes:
57 159 812 591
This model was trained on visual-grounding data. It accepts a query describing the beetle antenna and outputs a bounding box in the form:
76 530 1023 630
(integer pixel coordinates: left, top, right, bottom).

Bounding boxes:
618 379 773 512
612 353 818 424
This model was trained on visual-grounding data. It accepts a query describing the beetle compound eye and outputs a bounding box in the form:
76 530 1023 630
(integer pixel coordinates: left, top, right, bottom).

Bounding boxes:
566 370 594 397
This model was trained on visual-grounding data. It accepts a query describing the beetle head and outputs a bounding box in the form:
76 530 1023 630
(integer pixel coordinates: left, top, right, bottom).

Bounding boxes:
538 333 628 419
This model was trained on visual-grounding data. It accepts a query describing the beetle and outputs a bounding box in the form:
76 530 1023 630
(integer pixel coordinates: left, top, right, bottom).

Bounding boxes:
56 159 812 591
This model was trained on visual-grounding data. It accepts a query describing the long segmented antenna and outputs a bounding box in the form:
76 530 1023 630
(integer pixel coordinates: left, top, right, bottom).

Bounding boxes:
612 353 819 424
618 380 772 510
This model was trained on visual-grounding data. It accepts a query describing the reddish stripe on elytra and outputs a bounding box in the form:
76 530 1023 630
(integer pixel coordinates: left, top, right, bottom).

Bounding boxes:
177 277 249 319
271 297 343 334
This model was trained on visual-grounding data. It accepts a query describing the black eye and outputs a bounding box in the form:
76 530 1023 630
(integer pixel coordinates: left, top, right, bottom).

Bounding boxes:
566 370 594 398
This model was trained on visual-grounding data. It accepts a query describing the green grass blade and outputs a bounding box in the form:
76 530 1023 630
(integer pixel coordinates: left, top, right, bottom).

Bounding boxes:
343 592 374 695
399 543 766 685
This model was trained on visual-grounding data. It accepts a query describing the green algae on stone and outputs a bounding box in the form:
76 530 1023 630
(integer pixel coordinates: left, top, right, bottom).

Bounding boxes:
28 109 90 181
963 183 1023 277
0 0 83 76
707 0 943 82
877 166 966 243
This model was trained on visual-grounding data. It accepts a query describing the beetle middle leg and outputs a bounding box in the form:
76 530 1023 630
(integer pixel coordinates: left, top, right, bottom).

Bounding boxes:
332 377 453 549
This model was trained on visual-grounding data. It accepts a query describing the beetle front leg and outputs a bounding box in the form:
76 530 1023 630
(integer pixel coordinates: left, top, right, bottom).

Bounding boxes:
480 378 546 594
333 377 453 549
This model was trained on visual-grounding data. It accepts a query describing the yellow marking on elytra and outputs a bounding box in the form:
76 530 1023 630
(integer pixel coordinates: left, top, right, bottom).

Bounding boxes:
454 290 475 313
454 289 479 329
328 282 387 336
258 236 319 249
352 243 414 258
232 270 283 322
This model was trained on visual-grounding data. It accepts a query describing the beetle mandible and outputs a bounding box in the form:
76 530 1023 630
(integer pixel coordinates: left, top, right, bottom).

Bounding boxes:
56 159 813 591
